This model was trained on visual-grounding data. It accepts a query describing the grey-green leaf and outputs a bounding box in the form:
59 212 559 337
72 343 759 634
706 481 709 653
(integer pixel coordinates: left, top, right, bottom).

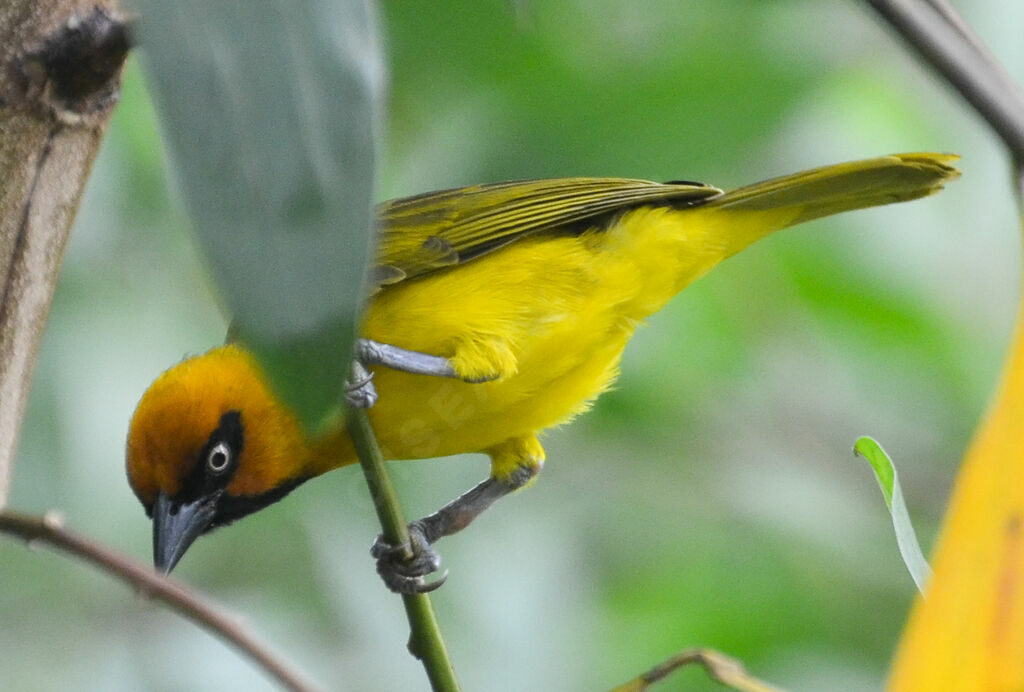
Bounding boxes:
133 0 384 430
853 436 932 595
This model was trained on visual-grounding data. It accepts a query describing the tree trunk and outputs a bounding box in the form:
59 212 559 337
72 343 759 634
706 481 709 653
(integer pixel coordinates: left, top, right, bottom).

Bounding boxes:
0 1 129 507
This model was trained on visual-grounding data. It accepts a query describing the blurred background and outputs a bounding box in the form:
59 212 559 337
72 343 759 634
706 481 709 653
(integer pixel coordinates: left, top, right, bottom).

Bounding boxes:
3 0 1022 690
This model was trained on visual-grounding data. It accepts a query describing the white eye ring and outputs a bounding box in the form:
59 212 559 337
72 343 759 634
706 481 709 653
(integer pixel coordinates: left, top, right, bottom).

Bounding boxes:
207 442 232 474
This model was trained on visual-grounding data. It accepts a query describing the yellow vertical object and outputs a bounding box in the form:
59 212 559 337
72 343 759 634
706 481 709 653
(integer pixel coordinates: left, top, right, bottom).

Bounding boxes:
889 254 1024 689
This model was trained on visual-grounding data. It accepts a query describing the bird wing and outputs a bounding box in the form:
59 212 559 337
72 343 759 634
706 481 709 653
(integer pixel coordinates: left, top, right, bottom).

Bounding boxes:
372 177 722 287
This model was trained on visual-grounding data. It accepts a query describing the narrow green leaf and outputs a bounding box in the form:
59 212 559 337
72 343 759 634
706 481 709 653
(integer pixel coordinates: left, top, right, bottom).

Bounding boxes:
853 436 932 595
853 435 895 509
133 0 384 431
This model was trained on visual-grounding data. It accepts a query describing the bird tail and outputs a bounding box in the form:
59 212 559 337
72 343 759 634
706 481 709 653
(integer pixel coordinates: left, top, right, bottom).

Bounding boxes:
699 153 960 257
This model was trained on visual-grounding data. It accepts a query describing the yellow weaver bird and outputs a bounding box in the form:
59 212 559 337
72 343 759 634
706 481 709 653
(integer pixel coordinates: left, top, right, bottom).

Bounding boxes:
126 153 958 591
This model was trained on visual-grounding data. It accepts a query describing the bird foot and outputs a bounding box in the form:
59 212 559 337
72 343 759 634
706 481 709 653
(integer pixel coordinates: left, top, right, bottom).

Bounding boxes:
345 360 378 409
371 521 448 594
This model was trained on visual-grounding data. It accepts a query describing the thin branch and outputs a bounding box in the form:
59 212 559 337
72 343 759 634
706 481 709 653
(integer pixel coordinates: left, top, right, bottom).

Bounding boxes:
922 0 992 56
606 647 786 692
921 0 1024 123
1017 162 1024 213
864 0 1024 159
346 407 461 692
0 510 319 692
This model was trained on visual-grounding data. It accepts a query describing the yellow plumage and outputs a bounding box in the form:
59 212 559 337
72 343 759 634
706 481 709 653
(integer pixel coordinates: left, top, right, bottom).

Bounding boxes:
340 153 960 479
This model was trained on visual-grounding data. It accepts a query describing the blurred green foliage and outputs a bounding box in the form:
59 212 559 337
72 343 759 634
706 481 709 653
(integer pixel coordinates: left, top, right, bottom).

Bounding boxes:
132 0 382 432
2 1 1021 690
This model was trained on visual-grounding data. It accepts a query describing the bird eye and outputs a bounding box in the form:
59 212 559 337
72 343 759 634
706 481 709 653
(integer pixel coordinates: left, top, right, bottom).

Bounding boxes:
206 442 232 474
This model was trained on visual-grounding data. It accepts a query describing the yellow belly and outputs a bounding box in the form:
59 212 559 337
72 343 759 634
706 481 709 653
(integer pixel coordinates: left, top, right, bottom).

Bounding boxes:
348 204 733 462
363 319 630 460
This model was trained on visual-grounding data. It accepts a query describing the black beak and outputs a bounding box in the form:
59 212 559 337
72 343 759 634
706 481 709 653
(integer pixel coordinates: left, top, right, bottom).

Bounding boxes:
153 491 218 573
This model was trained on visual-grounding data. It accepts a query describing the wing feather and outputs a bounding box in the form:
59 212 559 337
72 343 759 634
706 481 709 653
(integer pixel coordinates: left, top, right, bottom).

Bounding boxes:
373 177 721 285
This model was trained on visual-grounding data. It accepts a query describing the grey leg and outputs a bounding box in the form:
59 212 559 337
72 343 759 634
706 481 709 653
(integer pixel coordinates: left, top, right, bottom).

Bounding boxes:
355 338 458 378
371 466 537 594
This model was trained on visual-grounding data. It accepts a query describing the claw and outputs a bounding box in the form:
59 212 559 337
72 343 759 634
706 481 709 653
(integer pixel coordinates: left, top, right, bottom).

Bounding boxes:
371 522 447 594
345 361 377 409
376 566 449 595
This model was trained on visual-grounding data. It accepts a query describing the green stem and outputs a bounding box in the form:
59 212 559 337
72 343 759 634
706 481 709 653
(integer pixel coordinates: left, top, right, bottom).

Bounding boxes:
346 407 461 692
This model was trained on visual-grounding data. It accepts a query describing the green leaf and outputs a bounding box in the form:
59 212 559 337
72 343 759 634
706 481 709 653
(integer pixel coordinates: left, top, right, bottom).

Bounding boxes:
853 436 932 595
133 0 384 431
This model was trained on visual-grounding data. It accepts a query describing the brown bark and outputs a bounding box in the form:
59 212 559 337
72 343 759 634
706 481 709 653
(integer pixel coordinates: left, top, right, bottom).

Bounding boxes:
0 1 129 507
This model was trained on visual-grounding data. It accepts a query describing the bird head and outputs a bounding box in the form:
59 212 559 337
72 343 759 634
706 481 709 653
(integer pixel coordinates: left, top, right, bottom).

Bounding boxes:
126 345 312 573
